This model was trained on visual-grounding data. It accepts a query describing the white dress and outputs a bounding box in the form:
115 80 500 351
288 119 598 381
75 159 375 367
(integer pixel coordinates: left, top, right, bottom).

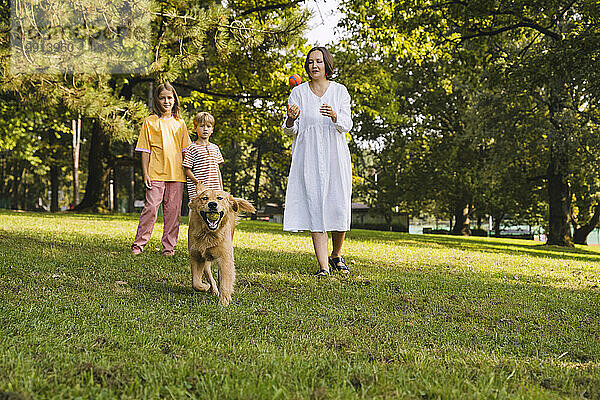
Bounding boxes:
282 81 353 232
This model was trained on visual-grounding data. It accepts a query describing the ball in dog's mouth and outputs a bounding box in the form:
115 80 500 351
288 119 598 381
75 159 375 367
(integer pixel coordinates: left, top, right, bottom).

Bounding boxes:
200 211 224 230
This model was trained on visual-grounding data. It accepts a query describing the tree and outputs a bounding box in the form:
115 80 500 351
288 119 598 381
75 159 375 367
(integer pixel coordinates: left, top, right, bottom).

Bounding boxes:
335 40 493 235
1 0 307 212
339 0 600 245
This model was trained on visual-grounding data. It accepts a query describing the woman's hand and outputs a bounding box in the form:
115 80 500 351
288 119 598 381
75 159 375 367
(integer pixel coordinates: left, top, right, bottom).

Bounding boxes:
320 103 337 123
287 104 300 120
286 104 300 127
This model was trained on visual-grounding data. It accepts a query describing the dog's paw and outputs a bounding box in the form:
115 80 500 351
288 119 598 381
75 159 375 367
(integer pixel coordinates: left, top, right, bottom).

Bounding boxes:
192 282 211 292
218 294 231 306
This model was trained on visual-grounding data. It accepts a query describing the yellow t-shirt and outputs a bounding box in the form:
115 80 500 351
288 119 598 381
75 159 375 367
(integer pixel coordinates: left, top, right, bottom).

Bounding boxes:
135 115 192 182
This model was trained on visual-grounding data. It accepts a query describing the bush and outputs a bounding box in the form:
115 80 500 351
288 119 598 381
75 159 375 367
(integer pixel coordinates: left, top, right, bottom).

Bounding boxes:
352 223 408 232
471 228 489 237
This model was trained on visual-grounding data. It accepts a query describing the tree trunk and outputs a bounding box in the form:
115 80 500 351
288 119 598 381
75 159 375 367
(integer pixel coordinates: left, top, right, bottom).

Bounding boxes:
74 119 112 212
11 163 26 210
10 163 22 209
48 129 59 212
251 142 263 220
573 205 600 245
72 117 81 206
17 167 26 210
387 214 393 231
119 81 139 213
493 213 504 237
229 139 239 194
546 90 573 247
451 203 471 236
111 167 118 211
50 164 59 212
0 156 6 196
546 149 572 246
148 81 153 112
128 143 135 212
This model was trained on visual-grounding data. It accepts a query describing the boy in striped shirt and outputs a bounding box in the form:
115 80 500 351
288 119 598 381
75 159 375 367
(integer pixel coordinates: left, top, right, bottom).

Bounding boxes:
183 112 224 199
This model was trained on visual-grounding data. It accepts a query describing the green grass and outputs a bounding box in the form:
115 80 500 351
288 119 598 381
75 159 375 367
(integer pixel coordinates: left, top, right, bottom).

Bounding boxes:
1 210 599 399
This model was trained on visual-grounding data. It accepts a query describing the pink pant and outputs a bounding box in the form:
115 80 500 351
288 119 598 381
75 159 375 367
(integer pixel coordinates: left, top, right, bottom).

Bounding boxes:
132 181 184 254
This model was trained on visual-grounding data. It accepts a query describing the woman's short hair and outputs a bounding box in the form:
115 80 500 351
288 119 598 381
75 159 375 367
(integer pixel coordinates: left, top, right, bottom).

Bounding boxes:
153 82 181 119
304 46 334 80
193 111 215 127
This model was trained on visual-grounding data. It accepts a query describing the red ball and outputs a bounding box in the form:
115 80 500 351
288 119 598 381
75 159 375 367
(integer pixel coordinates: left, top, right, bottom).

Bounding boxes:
289 74 301 87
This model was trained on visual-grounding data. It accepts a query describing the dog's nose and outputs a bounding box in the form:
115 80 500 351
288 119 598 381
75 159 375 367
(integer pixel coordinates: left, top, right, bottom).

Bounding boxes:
208 201 218 209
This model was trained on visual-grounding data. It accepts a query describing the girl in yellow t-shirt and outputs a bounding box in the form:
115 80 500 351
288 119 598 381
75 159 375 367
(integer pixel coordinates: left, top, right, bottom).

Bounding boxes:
131 82 192 256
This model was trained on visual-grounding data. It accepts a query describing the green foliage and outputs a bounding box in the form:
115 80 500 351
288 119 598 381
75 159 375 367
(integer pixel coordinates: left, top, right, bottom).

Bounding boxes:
0 97 78 210
0 0 308 210
338 0 600 240
168 5 308 204
0 101 44 165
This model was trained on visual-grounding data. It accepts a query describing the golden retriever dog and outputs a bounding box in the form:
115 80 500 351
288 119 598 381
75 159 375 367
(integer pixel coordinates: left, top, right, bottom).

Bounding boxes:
188 183 256 306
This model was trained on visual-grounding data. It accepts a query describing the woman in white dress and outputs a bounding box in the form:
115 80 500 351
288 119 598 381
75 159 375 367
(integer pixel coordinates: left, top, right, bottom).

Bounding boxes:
283 46 353 276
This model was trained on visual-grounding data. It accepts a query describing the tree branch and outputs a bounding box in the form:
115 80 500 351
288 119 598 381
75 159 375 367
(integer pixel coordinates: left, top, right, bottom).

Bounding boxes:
430 1 468 9
518 32 542 58
172 81 271 100
460 21 561 42
239 0 305 16
555 0 578 24
152 12 279 34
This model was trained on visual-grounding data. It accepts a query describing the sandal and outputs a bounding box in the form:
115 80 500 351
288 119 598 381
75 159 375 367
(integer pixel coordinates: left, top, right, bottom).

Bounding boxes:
315 269 330 277
329 256 350 274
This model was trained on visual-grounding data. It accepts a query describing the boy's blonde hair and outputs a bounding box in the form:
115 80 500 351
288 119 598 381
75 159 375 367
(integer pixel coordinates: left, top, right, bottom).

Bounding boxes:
194 112 215 127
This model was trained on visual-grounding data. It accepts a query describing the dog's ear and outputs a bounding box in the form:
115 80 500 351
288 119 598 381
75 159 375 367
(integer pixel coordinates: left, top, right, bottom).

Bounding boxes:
196 181 207 194
229 195 256 213
196 181 208 197
229 194 238 212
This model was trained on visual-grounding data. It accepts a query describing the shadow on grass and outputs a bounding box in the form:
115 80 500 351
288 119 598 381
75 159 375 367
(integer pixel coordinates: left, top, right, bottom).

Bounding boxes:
0 209 142 222
234 220 600 263
4 209 600 257
3 212 600 269
0 229 131 255
95 242 600 365
8 209 598 260
399 233 600 262
3 221 600 398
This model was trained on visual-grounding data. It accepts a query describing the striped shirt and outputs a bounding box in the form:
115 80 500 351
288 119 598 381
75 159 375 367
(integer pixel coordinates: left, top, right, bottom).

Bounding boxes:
182 142 224 199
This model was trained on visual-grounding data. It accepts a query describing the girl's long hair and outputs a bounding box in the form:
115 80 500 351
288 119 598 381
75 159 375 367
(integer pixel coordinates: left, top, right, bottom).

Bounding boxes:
153 82 181 119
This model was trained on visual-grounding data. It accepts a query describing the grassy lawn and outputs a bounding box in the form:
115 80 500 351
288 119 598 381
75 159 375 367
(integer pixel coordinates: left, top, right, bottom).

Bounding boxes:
1 210 599 399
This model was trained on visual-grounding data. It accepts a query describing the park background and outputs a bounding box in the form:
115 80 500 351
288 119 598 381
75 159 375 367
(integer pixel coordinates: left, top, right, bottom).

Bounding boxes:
2 0 600 248
1 2 600 398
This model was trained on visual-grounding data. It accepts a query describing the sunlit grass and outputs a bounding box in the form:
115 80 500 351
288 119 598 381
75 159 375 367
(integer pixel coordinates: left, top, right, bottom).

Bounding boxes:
1 210 599 399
